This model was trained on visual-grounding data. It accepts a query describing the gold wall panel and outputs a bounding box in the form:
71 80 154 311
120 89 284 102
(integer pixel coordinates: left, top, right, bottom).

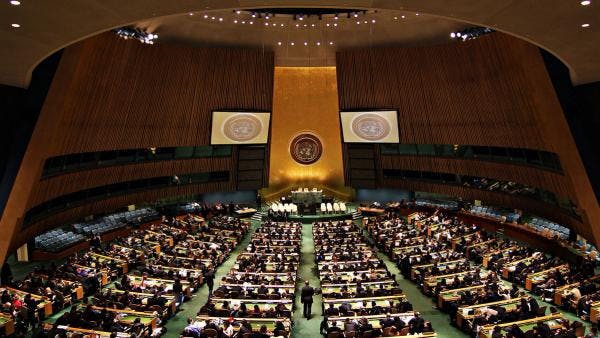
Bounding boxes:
265 67 352 200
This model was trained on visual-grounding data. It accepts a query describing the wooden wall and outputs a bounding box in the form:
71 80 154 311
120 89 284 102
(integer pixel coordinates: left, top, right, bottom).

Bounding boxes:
0 33 274 260
337 32 598 244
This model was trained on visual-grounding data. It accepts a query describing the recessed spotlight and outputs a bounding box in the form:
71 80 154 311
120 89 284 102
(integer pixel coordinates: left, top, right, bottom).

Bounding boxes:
242 21 246 24
394 16 398 20
582 23 590 27
236 10 241 14
316 42 321 45
353 13 358 17
415 13 420 16
334 23 338 27
371 19 376 23
249 21 253 24
326 23 330 27
218 18 223 21
291 42 295 45
356 21 360 24
311 24 315 27
188 13 194 16
234 20 238 23
211 16 215 20
329 41 334 45
450 32 456 38
272 23 276 26
304 42 308 45
265 22 269 26
280 23 284 27
295 24 299 27
203 15 208 18
10 0 20 5
11 23 20 28
334 16 338 20
364 20 368 24
581 0 591 5
401 15 406 19
277 41 282 45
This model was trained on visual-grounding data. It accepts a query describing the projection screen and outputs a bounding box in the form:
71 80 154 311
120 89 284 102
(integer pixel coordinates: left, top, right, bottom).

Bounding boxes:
340 110 399 143
211 111 271 144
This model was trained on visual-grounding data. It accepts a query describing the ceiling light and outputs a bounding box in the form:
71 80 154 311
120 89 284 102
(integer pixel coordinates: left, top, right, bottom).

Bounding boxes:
364 20 368 24
311 24 315 27
450 32 456 38
334 14 339 20
353 12 359 17
272 23 276 26
234 20 238 23
249 21 253 24
304 42 308 45
236 10 241 14
251 13 256 18
415 13 420 16
581 0 591 5
277 42 282 45
265 22 269 26
401 15 406 19
394 16 398 20
218 18 223 21
371 19 376 23
356 21 360 24
290 42 295 45
203 15 208 18
329 41 334 45
188 13 194 16
317 42 321 45
242 21 246 24
295 24 299 27
211 17 215 20
582 23 590 27
334 23 337 27
11 23 20 28
10 0 20 5
280 23 284 27
326 23 330 27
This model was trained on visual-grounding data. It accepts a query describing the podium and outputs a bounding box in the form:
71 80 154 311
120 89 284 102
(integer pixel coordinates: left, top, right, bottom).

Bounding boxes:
291 188 323 205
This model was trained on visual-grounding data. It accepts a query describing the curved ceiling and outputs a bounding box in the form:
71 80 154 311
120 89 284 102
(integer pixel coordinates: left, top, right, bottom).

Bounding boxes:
1 0 599 87
137 9 469 67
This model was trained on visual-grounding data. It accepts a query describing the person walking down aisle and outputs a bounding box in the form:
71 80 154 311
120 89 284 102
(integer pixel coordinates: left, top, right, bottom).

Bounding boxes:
205 268 215 294
301 280 315 319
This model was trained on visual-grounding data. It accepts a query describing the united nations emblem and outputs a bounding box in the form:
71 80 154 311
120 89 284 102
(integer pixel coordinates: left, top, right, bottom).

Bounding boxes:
290 133 323 165
222 114 262 142
351 113 391 141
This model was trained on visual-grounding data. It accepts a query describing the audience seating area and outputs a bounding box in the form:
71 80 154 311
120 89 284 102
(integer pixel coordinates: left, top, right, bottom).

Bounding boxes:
364 206 596 337
34 229 86 253
467 205 521 223
73 207 159 236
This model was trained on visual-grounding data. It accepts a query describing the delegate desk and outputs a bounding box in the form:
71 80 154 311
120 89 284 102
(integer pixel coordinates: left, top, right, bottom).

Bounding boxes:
590 300 600 324
211 298 293 313
321 280 397 296
74 264 109 286
525 264 570 291
1 286 53 317
0 313 15 336
456 297 525 329
235 208 257 217
196 316 289 334
501 257 535 279
127 275 192 296
145 230 174 247
465 239 496 258
554 275 600 306
358 207 385 215
106 288 177 316
436 284 501 310
451 232 480 250
89 252 129 273
328 313 436 337
422 270 480 295
322 295 406 311
482 246 518 268
47 324 131 338
478 313 563 338
82 305 158 330
410 258 468 281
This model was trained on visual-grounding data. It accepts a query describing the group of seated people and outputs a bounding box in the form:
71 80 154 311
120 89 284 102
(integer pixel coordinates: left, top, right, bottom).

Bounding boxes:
365 206 597 337
1 210 251 337
314 220 435 337
191 221 301 337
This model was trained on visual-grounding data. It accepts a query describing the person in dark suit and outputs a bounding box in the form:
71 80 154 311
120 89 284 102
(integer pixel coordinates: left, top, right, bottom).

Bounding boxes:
408 312 425 334
491 326 503 338
205 269 215 294
528 296 540 315
534 321 552 338
301 280 315 319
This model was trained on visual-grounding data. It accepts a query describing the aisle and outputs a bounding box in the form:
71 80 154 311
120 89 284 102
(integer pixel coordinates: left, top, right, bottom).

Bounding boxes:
291 220 322 337
162 219 260 336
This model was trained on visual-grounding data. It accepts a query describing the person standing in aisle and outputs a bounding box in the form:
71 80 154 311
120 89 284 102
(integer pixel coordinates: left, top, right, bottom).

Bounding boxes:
301 280 315 319
205 268 215 294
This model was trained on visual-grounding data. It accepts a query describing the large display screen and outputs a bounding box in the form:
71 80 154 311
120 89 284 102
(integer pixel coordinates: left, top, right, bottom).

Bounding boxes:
340 110 399 143
211 111 271 144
